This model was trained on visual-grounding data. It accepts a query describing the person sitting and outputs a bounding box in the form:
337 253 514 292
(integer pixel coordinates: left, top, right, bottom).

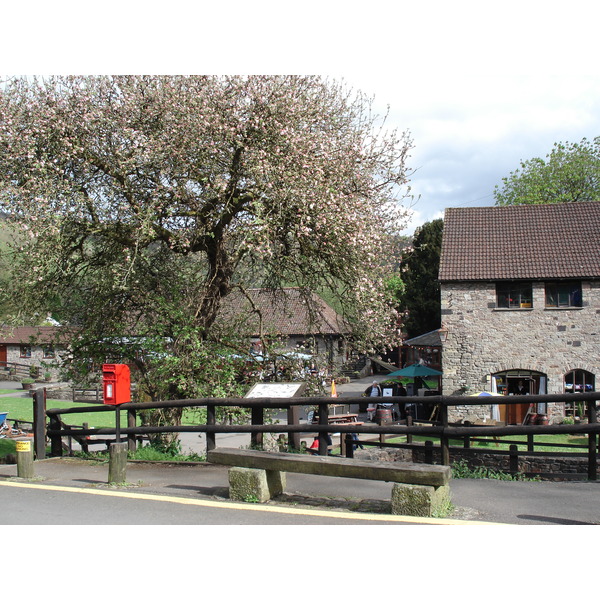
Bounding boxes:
307 435 333 455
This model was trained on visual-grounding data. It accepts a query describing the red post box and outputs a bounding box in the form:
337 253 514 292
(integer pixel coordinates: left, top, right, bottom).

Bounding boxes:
102 364 131 405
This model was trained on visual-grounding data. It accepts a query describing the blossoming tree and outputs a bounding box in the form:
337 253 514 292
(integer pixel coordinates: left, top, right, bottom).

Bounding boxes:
0 75 412 408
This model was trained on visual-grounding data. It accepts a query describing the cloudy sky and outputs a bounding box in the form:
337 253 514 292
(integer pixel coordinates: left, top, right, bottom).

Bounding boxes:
9 1 600 237
333 2 600 234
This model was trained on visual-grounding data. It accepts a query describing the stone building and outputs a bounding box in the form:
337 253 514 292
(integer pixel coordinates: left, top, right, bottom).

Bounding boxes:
438 202 600 424
0 325 67 378
219 287 351 366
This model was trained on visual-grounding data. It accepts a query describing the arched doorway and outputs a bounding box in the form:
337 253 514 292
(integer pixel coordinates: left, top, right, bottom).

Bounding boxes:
564 369 595 419
492 369 547 424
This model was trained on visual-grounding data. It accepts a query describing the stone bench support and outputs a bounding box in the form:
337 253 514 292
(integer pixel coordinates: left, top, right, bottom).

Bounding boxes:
391 482 451 517
229 467 286 503
209 448 452 517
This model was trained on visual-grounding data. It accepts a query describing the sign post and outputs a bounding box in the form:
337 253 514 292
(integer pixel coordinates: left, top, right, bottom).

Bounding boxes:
16 440 34 478
245 383 307 450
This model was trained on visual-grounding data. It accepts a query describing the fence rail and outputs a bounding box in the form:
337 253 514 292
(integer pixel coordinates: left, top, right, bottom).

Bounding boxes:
37 390 600 480
0 361 36 379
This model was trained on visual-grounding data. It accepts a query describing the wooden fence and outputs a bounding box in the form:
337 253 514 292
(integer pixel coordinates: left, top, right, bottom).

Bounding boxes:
1 361 37 379
36 390 600 480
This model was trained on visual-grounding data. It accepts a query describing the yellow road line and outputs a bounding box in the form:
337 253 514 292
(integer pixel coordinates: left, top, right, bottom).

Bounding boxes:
0 479 502 525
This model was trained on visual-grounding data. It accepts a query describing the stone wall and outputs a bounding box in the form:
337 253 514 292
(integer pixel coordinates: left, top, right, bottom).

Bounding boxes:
441 280 600 422
412 445 598 481
4 343 63 378
357 445 598 481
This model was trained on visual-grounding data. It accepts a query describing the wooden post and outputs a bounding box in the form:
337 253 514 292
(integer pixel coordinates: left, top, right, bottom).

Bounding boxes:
16 440 35 478
49 414 63 457
108 441 128 484
81 422 90 453
440 404 450 466
251 406 264 449
345 433 354 458
206 404 216 452
127 409 137 452
33 388 46 459
587 399 597 481
424 440 434 464
115 405 121 443
287 406 300 450
509 444 519 476
406 415 413 444
527 433 534 452
318 403 329 456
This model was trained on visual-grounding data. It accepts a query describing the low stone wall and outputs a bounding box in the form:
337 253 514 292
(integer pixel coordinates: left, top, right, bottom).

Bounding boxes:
356 444 597 480
45 386 102 403
354 447 412 462
414 446 597 480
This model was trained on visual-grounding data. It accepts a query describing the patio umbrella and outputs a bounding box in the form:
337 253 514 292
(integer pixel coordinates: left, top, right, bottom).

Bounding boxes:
387 363 443 378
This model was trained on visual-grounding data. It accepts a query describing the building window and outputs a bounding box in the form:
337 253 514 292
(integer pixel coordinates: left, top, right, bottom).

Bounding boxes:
496 282 533 309
43 346 56 358
545 281 582 308
20 345 32 358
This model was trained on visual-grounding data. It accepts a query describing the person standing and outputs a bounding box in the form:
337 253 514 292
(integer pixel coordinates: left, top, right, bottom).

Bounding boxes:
364 380 382 421
516 380 528 395
396 382 407 419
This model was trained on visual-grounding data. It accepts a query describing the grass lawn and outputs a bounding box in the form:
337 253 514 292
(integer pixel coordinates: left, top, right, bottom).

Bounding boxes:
0 396 206 429
0 396 136 428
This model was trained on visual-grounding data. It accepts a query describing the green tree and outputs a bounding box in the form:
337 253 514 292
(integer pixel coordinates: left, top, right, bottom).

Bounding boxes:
398 219 443 339
0 76 413 405
494 136 600 205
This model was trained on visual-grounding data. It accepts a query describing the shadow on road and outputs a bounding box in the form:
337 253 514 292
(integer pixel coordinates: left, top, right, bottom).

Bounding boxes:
517 514 597 525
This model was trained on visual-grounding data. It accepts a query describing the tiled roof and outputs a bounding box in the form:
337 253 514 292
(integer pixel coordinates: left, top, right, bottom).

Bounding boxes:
439 203 600 281
0 326 62 344
220 288 349 336
403 329 443 347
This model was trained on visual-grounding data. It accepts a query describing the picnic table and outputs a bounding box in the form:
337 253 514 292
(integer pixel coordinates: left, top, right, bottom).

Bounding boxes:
313 413 362 425
309 412 365 456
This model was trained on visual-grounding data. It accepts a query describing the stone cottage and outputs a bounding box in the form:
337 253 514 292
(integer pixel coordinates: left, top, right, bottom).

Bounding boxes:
219 287 351 366
438 202 600 424
0 325 67 378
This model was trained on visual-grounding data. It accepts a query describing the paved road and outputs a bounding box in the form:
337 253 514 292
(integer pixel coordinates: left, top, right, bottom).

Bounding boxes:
0 458 469 526
2 457 600 525
0 481 420 525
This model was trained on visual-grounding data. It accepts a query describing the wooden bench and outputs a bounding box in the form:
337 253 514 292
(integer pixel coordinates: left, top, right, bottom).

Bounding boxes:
207 448 452 517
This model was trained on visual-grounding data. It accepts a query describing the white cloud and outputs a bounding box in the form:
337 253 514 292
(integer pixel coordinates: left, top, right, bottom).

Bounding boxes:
6 0 599 229
400 207 445 237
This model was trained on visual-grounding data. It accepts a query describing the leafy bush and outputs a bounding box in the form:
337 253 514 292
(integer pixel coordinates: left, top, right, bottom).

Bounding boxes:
451 459 532 481
75 446 205 462
0 438 16 459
